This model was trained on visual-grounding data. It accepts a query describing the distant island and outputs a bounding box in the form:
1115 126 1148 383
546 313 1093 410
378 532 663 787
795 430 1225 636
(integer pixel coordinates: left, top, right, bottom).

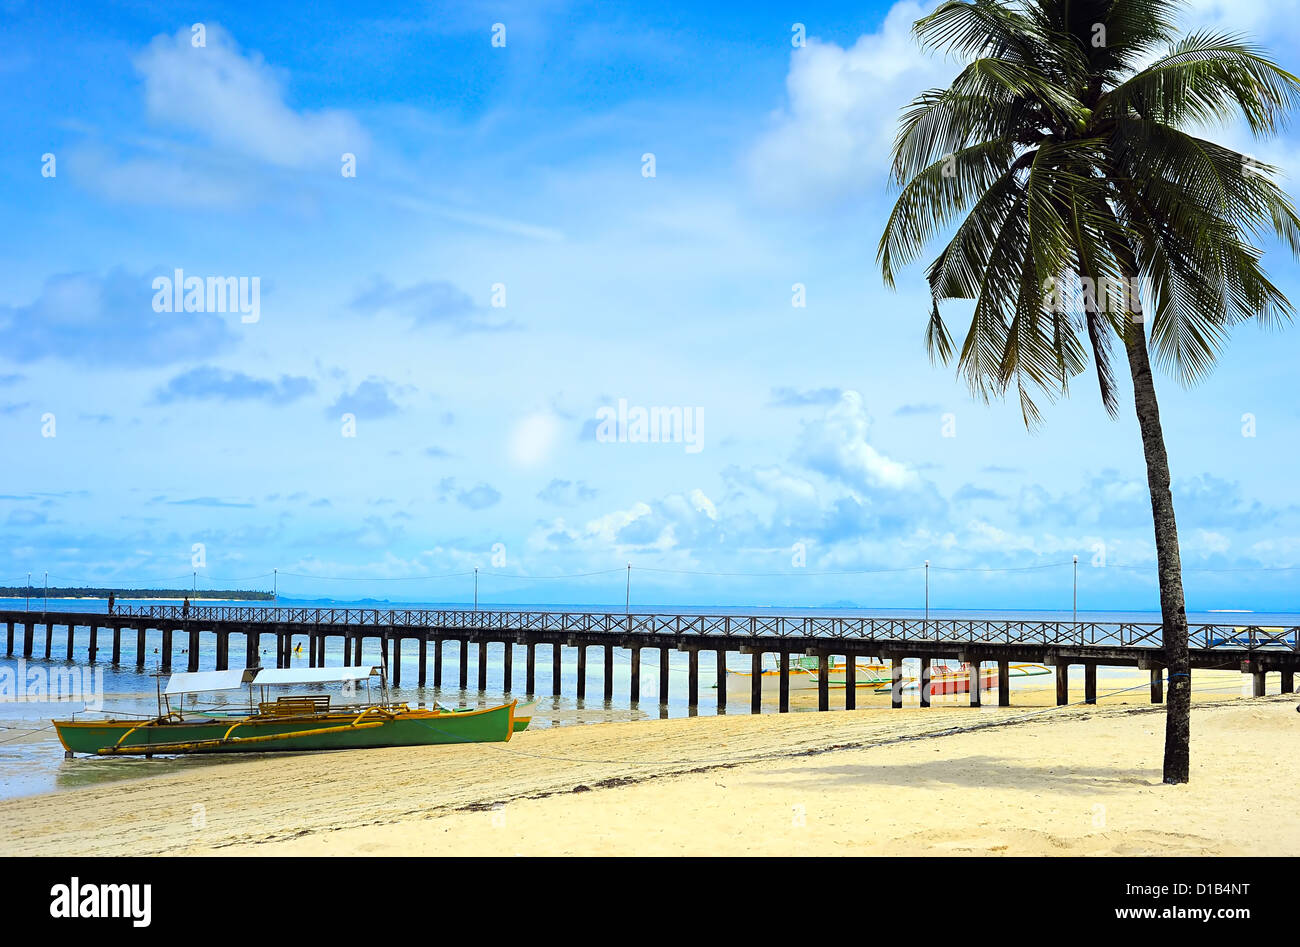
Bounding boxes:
0 587 274 601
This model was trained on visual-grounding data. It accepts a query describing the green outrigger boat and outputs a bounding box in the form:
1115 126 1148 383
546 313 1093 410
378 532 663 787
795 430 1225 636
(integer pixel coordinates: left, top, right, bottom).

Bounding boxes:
437 699 536 733
53 666 517 757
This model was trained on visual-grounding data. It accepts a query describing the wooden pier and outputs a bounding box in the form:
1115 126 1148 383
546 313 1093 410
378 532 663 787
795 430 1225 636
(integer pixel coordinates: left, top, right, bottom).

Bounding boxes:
2 606 1296 711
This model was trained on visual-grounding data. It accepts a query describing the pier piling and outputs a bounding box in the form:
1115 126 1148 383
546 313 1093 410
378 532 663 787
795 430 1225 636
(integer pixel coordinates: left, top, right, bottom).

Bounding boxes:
817 654 829 712
1252 670 1266 697
1084 663 1097 704
503 641 514 692
392 637 402 685
418 637 427 686
553 643 562 697
161 628 172 671
1150 667 1163 703
66 623 75 661
603 644 613 702
629 647 640 703
434 638 444 687
687 649 698 709
43 623 52 660
751 650 762 714
659 647 670 705
1282 669 1294 694
576 645 586 700
920 657 930 708
715 648 726 712
970 660 982 707
891 658 903 709
845 656 856 710
459 640 468 689
1055 663 1069 705
23 622 33 658
477 640 488 691
997 660 1010 706
136 627 145 668
778 651 790 713
5 621 12 656
526 641 536 695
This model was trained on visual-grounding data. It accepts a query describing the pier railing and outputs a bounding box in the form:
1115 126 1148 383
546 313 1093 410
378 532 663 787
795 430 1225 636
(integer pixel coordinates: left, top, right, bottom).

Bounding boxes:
104 605 1299 651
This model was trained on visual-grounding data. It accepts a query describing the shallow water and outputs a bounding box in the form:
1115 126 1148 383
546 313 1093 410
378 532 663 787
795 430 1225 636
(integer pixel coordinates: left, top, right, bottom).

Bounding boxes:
1 597 1294 800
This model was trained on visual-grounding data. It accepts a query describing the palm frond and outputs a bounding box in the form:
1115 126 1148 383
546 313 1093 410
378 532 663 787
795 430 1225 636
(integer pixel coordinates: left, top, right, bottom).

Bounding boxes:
1100 31 1300 135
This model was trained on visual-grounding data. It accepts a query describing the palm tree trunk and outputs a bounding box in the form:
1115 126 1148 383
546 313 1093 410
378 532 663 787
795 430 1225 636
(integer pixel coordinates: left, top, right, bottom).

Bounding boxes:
1121 310 1191 784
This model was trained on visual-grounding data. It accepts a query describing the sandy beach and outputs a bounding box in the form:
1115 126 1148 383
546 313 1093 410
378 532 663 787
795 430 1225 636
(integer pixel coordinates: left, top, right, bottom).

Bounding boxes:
0 668 1295 857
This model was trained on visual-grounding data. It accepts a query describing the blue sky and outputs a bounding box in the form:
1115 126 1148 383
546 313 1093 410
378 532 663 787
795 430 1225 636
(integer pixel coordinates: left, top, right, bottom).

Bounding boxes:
2 0 1299 611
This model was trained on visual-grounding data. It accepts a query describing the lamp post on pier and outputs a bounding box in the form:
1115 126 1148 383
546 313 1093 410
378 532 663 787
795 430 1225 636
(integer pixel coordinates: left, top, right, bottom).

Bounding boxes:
924 560 929 624
1073 555 1078 626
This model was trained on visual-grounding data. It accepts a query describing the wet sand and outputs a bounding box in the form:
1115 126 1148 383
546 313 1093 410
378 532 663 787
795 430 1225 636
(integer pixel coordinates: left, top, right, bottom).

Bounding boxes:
0 668 1294 856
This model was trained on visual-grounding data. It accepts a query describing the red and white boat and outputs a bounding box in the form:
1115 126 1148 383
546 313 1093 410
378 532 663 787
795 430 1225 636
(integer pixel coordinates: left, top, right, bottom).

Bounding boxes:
925 662 1000 695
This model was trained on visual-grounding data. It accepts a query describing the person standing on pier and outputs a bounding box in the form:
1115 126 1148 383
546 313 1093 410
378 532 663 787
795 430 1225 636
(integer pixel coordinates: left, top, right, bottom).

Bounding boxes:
182 597 189 619
107 592 114 615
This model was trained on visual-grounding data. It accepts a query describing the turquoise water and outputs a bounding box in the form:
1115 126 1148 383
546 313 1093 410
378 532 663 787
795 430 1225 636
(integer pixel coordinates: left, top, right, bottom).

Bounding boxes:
1 597 1294 800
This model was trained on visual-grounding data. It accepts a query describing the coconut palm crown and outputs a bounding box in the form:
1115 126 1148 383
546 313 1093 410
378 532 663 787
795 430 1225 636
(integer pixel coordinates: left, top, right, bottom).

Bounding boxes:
880 0 1300 423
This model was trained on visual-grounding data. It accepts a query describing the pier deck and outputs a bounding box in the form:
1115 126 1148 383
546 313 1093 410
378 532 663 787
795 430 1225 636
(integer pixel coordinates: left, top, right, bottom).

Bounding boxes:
3 605 1296 710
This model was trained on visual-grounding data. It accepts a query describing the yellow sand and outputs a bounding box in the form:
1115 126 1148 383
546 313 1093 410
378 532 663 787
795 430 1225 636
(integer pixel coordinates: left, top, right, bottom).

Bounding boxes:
0 667 1294 857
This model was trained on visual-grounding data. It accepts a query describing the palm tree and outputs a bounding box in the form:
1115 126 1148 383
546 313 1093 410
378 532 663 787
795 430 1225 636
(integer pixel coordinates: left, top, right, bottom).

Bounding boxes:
878 0 1300 783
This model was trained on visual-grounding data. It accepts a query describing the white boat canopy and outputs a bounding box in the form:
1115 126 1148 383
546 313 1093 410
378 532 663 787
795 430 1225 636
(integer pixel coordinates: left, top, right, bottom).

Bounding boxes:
164 669 257 696
250 666 382 687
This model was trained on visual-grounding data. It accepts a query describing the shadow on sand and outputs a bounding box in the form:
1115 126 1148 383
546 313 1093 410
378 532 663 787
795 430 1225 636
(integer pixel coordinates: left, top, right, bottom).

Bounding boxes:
754 754 1156 793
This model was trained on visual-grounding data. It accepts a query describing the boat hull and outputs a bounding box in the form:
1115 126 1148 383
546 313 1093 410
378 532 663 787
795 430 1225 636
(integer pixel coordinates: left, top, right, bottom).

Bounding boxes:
927 670 999 695
512 700 535 732
725 660 890 691
54 703 515 756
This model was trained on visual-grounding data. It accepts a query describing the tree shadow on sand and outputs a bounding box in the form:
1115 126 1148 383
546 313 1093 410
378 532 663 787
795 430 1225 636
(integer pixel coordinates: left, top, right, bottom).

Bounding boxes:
754 755 1156 794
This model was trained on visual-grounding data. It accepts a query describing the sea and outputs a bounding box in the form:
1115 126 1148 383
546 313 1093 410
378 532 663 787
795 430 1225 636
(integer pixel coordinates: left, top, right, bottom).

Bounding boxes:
1 596 1295 801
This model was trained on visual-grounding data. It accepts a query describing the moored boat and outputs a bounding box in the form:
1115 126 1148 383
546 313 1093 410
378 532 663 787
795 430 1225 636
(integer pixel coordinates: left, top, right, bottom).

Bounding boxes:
723 656 890 690
913 662 1052 695
53 666 516 757
825 662 1052 695
436 698 535 732
511 700 535 732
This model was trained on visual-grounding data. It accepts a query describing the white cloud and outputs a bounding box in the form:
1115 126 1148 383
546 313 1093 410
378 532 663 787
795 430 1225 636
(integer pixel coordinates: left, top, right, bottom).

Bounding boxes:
508 411 562 468
1192 529 1231 555
688 488 717 520
747 1 950 204
749 466 819 505
799 390 917 490
70 146 257 208
581 502 654 545
134 24 366 169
